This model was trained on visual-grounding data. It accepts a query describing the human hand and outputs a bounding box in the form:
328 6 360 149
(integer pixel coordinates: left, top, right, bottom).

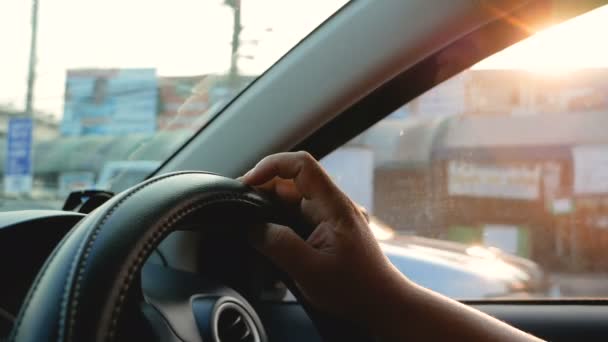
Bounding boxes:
240 152 405 323
241 152 543 341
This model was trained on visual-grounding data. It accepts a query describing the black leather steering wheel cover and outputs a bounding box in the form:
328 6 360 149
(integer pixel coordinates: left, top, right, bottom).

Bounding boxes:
11 172 371 342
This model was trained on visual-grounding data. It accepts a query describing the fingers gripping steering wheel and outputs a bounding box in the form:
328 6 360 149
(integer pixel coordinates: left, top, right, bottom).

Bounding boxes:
11 172 372 341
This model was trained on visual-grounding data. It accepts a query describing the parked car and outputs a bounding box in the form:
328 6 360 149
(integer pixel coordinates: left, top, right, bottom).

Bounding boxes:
369 217 549 299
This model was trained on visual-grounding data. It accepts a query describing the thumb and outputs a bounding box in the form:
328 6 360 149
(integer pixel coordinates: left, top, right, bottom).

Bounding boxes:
249 223 318 280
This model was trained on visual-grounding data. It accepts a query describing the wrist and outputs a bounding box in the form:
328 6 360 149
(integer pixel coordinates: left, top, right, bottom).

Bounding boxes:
357 265 416 334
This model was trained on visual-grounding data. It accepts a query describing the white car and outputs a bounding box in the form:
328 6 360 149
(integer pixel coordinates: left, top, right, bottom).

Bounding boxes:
370 218 548 299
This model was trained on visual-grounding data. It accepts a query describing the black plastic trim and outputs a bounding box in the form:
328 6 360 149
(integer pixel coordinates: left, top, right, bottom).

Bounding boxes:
463 299 608 305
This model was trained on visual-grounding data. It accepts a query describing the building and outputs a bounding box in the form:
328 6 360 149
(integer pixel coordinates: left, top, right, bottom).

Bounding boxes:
157 74 255 131
336 68 608 271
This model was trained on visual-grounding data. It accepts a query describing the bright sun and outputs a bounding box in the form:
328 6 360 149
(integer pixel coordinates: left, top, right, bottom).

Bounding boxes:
474 5 608 74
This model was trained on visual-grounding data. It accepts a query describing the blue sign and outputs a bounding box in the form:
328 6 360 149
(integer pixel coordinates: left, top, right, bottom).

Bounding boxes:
5 117 33 194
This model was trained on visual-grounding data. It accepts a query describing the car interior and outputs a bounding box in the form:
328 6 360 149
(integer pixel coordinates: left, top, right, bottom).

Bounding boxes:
2 0 608 341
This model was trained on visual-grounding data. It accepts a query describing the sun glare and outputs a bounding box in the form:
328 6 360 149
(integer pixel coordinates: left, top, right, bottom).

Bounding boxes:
474 5 608 74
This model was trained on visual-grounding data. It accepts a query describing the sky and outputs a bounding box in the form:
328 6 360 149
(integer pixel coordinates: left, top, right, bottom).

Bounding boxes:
0 0 347 117
0 1 607 118
474 4 608 73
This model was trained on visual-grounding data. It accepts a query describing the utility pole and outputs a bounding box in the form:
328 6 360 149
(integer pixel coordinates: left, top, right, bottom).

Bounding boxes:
226 0 241 89
25 0 39 117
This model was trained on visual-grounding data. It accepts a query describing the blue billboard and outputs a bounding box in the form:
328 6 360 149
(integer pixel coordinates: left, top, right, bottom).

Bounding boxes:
61 68 158 136
4 117 33 194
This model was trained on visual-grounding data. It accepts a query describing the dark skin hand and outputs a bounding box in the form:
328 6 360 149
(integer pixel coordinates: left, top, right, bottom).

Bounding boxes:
241 151 543 341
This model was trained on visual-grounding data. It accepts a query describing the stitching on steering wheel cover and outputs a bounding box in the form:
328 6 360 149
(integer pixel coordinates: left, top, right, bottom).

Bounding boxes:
104 194 265 340
10 223 80 340
61 171 252 341
61 171 195 342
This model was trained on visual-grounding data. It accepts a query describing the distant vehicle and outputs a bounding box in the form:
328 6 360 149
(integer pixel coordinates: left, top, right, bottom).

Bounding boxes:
96 160 161 193
369 217 549 299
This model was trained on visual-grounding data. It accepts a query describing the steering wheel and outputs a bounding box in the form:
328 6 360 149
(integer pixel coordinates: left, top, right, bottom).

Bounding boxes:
10 172 372 341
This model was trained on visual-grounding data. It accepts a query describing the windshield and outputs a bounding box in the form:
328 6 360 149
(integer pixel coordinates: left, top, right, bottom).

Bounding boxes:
0 0 347 210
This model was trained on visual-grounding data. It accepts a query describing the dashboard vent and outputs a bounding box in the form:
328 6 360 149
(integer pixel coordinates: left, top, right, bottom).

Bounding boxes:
215 303 256 342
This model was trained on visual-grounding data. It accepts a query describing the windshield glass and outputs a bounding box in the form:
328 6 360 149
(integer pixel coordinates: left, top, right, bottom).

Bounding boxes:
320 4 608 299
0 0 347 210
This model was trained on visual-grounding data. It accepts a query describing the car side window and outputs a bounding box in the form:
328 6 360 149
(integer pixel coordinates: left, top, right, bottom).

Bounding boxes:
321 5 608 300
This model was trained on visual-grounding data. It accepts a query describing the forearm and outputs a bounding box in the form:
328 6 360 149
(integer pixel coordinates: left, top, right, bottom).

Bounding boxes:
364 271 543 341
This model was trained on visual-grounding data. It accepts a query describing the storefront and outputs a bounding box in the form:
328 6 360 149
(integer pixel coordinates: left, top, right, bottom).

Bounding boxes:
431 149 569 266
429 115 608 271
343 111 608 271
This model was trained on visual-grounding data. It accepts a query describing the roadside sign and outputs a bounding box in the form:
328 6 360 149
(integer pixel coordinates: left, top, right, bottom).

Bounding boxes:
573 145 608 195
551 198 574 215
447 160 541 200
4 117 33 194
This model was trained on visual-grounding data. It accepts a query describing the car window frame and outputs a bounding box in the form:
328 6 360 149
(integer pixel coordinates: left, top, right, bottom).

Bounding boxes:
293 1 608 304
